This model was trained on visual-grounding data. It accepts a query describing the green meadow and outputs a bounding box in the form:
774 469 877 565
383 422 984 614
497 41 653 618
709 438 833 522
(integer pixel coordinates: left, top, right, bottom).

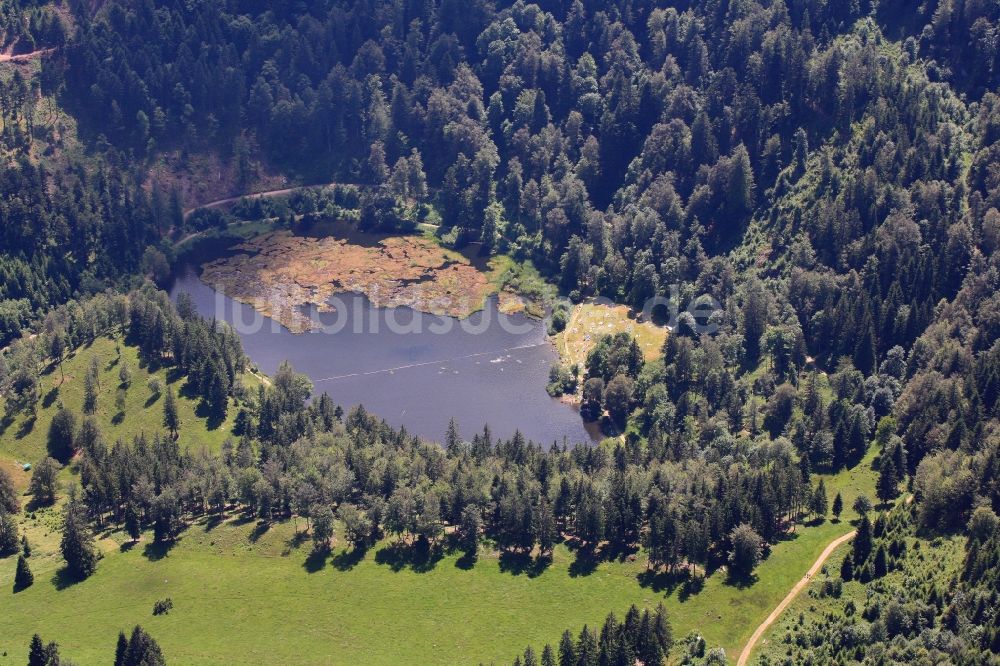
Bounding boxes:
0 338 879 665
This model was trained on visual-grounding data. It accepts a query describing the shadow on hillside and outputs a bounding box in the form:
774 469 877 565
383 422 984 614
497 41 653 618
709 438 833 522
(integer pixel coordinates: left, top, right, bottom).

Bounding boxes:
724 569 759 589
455 550 478 570
143 539 177 561
248 520 270 543
331 544 368 571
15 414 36 439
498 550 551 578
637 568 687 595
282 529 309 554
42 386 59 408
374 538 443 573
52 567 88 591
303 548 328 573
568 549 600 577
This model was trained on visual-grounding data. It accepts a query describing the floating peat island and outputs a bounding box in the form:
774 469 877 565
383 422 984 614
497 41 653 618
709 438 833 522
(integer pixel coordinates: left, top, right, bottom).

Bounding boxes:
199 230 515 332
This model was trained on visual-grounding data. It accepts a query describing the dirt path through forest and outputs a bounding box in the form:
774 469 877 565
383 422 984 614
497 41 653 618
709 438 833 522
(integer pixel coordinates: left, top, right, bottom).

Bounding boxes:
0 47 54 63
736 529 856 666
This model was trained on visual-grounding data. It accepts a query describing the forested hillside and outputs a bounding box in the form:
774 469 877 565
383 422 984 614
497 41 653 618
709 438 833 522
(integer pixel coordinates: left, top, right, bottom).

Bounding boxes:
2 0 1000 663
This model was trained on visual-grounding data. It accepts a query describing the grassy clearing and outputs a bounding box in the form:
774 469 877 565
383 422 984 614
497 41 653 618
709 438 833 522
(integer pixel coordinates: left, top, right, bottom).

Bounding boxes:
553 299 668 370
0 336 250 467
0 483 875 666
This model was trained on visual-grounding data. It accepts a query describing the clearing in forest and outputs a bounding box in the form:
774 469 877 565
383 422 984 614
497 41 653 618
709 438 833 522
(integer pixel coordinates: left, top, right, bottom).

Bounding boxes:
200 231 509 333
554 299 668 370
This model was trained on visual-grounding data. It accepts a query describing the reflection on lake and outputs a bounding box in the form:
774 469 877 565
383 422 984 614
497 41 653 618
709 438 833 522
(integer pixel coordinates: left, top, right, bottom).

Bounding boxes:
169 256 599 446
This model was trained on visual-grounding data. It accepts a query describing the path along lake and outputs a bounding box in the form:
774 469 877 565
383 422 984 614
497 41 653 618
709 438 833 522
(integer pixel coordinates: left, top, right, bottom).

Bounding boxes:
169 238 599 446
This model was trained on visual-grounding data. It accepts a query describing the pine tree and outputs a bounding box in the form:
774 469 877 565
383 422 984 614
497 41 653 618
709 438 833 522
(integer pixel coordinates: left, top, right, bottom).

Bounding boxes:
125 502 141 542
83 368 98 415
832 492 843 520
14 553 33 590
540 644 556 666
873 545 888 578
840 552 854 581
28 634 46 666
49 329 66 383
811 480 828 518
558 629 576 666
121 625 165 666
60 497 98 579
47 407 77 462
115 631 128 666
853 515 872 564
445 417 461 454
163 386 179 438
877 456 899 503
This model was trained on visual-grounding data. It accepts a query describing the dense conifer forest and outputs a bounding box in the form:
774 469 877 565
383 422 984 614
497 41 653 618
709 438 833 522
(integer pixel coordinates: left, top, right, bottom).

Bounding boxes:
2 0 1000 663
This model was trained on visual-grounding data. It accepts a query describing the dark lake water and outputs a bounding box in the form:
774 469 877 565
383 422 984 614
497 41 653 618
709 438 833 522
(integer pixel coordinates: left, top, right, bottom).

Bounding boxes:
169 242 598 447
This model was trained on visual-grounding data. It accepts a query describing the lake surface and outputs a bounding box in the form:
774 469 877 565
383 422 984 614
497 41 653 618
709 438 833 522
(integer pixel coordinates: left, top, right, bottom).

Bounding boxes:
169 245 598 446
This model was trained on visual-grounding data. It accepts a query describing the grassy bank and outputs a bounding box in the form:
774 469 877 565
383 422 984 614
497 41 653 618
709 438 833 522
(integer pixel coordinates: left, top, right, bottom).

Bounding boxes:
0 336 251 467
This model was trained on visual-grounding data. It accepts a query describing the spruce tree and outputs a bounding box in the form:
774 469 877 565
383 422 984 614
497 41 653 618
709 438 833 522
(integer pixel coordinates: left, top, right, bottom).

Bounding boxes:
125 502 141 542
163 387 179 438
0 510 18 555
877 456 899 503
60 497 98 579
83 369 98 415
114 632 128 666
14 553 33 590
558 630 576 666
853 515 873 564
28 634 46 666
812 480 828 518
121 625 166 666
832 492 843 520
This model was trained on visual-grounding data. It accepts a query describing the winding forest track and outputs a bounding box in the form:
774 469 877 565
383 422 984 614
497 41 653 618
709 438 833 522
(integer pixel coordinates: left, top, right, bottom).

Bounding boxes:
182 182 346 219
736 529 856 666
0 47 55 63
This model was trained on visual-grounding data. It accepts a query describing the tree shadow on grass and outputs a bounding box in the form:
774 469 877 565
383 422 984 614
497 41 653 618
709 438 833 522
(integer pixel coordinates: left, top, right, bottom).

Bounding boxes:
15 414 36 439
0 413 13 437
202 512 227 532
42 386 59 408
678 574 706 601
774 528 802 544
143 539 176 562
119 540 139 553
52 567 88 591
498 550 551 578
282 529 309 555
192 398 226 431
637 568 687 595
144 393 161 408
455 550 478 570
374 538 443 573
111 411 126 425
724 569 759 589
248 521 270 543
331 544 368 571
303 548 328 573
568 548 600 577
